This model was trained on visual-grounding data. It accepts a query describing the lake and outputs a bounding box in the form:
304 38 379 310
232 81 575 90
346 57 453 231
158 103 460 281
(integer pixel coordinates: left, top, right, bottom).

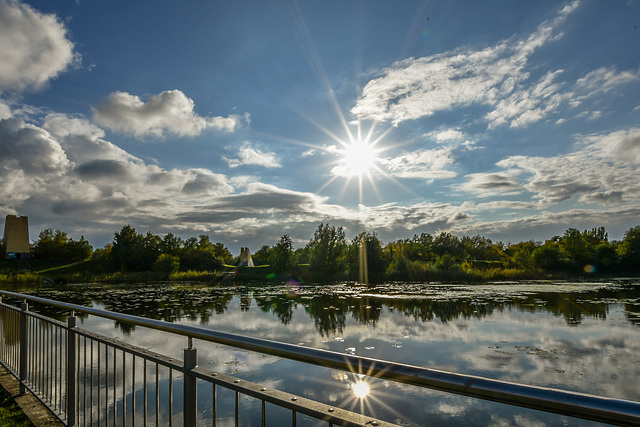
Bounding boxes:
15 279 640 426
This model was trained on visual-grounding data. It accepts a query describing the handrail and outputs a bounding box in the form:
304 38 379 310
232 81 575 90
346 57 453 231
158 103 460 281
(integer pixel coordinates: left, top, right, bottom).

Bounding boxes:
2 289 640 426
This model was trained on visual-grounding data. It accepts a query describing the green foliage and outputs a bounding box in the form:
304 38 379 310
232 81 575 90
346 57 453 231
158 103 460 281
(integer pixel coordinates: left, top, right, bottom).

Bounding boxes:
111 225 147 271
505 240 540 270
178 235 229 271
269 235 295 273
32 228 93 262
252 245 272 266
433 232 463 258
153 254 180 274
351 232 388 282
434 254 461 272
618 226 640 271
0 389 32 427
532 243 567 271
0 271 42 285
306 223 348 280
14 222 640 284
109 227 230 273
387 256 426 281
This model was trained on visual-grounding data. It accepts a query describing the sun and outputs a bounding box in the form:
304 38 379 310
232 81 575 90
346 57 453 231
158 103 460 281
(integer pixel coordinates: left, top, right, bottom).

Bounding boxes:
336 138 380 177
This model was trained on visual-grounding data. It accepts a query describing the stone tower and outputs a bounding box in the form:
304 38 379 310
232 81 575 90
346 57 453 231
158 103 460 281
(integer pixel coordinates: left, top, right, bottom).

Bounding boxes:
239 247 254 267
3 215 30 259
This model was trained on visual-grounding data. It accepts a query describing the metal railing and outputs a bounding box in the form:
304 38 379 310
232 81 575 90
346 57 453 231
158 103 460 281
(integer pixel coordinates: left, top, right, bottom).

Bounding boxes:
1 289 640 426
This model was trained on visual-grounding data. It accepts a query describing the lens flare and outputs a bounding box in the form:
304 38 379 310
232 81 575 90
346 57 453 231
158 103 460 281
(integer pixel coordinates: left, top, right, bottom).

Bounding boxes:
333 138 380 178
351 380 370 399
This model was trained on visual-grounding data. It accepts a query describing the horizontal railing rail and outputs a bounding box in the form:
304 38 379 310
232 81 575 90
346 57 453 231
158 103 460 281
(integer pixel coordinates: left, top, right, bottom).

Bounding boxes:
1 289 640 426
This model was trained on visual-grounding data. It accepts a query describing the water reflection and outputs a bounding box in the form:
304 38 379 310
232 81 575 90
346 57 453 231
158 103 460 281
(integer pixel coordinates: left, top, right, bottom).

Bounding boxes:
9 280 639 336
352 379 370 399
6 280 639 426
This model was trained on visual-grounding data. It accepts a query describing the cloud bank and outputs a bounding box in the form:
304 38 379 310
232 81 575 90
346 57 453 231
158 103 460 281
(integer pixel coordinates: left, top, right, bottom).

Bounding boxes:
351 1 638 129
93 90 243 138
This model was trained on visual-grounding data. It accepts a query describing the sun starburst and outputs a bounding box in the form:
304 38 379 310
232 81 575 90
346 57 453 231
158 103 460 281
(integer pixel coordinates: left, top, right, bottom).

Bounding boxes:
333 136 380 178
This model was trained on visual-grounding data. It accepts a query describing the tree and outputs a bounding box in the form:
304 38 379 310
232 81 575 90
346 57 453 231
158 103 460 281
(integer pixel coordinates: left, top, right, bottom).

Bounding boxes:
352 232 388 282
532 243 567 271
595 242 617 272
177 234 227 271
559 228 594 269
433 232 462 259
252 245 272 266
506 240 540 269
306 223 348 279
66 236 93 262
161 233 182 255
153 254 180 275
403 233 435 262
618 226 640 272
111 225 145 271
269 235 295 273
32 228 93 262
141 232 162 269
461 235 496 261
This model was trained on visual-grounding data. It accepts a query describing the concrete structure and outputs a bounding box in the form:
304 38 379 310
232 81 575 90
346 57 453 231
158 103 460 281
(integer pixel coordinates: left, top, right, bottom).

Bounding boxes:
3 215 30 259
239 247 254 267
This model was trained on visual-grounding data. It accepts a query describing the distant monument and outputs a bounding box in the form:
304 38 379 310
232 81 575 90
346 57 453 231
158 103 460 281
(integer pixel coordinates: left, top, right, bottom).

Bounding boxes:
239 247 254 267
3 215 30 259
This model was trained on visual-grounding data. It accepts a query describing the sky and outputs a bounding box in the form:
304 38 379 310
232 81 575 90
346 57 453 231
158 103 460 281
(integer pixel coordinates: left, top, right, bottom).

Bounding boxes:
1 0 639 253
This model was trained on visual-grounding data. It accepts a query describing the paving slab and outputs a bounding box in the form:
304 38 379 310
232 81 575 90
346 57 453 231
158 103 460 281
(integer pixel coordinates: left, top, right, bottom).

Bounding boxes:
0 366 64 426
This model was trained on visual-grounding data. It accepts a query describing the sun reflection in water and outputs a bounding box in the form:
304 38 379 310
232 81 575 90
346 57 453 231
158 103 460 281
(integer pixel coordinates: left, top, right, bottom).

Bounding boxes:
351 380 371 399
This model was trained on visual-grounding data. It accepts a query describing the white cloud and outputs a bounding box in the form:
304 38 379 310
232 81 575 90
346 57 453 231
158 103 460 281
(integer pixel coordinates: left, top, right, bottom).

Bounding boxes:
494 128 640 204
43 113 135 164
351 3 578 126
5 112 637 249
224 142 282 168
0 0 79 93
351 2 639 130
485 70 569 129
92 90 243 138
431 129 466 142
575 66 640 93
581 127 640 164
384 147 456 179
0 117 70 175
0 114 236 234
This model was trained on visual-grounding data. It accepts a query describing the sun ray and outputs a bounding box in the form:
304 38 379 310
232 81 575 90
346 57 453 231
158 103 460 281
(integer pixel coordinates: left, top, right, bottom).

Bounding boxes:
316 174 342 194
286 1 355 144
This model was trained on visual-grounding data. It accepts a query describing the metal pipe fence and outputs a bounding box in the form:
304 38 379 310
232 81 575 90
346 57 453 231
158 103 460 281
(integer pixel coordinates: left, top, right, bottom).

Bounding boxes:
1 289 640 426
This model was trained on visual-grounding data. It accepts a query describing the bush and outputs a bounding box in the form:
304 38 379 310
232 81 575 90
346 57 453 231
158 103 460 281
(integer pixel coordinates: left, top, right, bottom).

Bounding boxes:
153 254 180 274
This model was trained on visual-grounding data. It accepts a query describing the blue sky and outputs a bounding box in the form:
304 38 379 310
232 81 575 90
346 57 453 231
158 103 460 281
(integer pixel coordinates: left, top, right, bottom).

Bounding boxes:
1 0 639 252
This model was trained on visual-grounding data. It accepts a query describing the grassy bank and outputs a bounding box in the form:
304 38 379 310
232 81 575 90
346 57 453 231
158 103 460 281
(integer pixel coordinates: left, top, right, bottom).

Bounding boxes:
0 389 32 427
0 258 230 285
0 257 615 286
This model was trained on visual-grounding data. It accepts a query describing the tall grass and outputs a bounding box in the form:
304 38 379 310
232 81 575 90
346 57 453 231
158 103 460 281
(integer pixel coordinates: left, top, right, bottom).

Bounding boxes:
0 272 42 286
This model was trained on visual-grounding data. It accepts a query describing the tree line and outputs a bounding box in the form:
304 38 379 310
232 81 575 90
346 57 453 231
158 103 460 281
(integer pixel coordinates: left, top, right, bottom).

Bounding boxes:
27 223 640 281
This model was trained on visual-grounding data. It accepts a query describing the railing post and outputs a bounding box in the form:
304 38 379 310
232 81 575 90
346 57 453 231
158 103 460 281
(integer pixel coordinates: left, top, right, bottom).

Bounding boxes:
183 338 197 427
67 313 77 427
19 301 28 395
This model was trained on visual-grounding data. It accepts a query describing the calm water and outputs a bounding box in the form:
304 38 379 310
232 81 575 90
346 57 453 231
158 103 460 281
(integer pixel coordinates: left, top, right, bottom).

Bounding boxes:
16 280 640 426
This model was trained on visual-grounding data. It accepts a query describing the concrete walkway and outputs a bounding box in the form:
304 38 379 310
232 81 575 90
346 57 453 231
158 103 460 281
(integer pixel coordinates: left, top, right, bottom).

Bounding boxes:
0 366 64 426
